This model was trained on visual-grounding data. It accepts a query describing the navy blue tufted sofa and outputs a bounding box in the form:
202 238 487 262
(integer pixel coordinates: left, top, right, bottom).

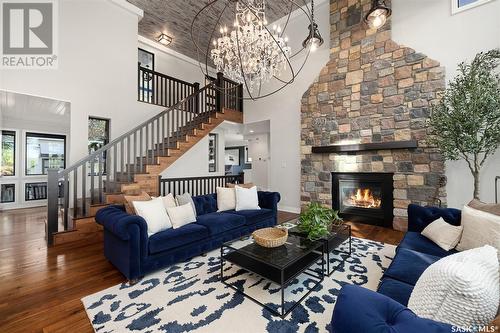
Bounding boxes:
330 204 462 332
95 191 280 281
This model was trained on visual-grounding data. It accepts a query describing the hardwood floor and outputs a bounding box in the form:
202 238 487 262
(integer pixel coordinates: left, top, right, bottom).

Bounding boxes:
0 207 403 332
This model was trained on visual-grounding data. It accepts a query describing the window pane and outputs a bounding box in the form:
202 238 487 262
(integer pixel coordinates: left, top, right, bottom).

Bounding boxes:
25 182 47 201
1 184 15 203
1 130 15 176
26 133 66 175
458 0 478 6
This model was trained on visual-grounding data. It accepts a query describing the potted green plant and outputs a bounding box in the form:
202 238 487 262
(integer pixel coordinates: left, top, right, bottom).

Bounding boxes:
297 202 343 241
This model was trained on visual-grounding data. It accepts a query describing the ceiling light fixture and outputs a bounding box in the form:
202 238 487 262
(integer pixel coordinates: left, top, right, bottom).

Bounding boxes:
302 0 323 52
210 0 291 92
157 33 172 46
364 0 391 30
191 0 316 100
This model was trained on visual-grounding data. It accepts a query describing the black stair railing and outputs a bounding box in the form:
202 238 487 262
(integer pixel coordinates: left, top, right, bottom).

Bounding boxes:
138 64 200 108
159 174 244 197
46 82 219 245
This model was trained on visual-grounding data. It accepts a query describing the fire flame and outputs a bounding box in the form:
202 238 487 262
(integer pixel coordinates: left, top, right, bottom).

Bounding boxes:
344 188 382 209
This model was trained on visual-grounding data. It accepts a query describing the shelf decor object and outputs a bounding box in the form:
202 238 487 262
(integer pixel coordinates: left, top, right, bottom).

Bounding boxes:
252 227 288 248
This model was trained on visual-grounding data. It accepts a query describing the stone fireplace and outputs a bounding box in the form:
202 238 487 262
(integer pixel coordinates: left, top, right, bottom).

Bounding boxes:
332 172 394 228
300 0 447 231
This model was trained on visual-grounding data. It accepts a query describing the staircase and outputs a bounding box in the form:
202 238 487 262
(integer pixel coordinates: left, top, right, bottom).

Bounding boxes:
46 70 243 246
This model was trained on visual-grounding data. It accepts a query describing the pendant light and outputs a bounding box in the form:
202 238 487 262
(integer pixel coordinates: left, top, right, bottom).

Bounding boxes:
302 0 323 51
364 0 391 30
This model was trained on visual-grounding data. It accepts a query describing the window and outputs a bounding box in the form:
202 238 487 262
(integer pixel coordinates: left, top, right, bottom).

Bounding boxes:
138 48 154 70
88 117 110 174
1 130 15 176
25 132 66 175
452 0 493 13
138 48 155 103
1 184 15 203
25 182 47 201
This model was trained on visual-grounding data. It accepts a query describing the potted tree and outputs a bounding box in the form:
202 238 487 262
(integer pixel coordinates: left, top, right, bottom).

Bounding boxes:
429 49 500 199
297 202 343 241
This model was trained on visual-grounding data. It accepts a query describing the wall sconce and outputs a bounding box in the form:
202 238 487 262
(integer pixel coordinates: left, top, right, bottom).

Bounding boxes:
157 33 173 46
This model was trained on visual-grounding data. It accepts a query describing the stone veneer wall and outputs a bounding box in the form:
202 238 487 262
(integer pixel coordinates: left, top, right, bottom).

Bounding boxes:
300 0 447 231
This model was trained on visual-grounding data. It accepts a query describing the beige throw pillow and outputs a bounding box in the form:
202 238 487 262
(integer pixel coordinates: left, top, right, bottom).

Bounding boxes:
456 205 500 255
123 191 151 215
217 187 236 211
166 203 197 229
421 217 463 251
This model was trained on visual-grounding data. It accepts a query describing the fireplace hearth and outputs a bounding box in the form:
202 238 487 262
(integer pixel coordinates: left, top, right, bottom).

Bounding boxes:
332 172 394 228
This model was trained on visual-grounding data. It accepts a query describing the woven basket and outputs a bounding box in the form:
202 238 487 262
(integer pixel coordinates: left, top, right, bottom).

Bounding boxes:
252 227 288 248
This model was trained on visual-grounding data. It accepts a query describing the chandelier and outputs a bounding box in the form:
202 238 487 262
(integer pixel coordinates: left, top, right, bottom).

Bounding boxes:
191 0 318 100
210 0 291 92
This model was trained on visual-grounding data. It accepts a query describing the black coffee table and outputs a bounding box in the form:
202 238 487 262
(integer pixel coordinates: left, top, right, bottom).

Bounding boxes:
220 234 324 318
288 222 352 276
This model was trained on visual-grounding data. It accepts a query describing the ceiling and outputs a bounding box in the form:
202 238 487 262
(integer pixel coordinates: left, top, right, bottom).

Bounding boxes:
0 90 70 130
128 0 298 61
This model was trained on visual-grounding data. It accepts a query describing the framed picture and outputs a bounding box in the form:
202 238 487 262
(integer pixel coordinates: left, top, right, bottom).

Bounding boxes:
225 148 240 166
452 0 494 14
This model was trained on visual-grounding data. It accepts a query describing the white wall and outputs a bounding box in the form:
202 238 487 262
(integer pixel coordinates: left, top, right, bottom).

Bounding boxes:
161 127 225 178
243 0 330 212
246 133 270 190
392 0 500 208
0 0 161 168
138 37 208 86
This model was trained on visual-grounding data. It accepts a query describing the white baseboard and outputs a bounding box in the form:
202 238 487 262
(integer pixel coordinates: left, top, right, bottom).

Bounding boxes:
278 205 300 214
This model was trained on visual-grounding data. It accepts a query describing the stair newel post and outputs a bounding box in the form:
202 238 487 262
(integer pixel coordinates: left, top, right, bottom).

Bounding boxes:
47 169 59 246
63 173 69 228
216 72 224 113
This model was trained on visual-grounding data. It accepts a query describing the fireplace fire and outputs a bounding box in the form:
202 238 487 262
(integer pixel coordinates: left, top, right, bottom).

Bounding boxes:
332 172 394 228
343 188 382 209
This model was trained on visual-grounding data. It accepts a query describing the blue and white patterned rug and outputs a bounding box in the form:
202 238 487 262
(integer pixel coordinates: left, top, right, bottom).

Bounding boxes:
82 236 395 333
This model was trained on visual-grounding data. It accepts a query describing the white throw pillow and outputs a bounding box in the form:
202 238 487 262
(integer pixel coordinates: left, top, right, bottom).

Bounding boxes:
161 193 177 209
456 205 500 256
408 245 500 328
166 203 197 229
421 217 463 251
235 185 260 211
216 187 236 211
132 197 172 236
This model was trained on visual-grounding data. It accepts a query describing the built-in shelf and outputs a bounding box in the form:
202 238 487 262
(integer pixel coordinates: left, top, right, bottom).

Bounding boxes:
311 140 418 154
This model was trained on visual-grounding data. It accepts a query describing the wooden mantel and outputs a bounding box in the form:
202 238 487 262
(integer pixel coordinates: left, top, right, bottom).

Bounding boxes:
311 140 418 154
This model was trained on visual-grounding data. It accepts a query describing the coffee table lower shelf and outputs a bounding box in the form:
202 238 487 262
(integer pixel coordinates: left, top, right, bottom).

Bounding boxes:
220 245 324 318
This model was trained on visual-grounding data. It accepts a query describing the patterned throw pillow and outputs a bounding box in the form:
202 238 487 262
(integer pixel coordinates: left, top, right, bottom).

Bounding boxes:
175 193 197 216
408 245 500 328
123 191 151 215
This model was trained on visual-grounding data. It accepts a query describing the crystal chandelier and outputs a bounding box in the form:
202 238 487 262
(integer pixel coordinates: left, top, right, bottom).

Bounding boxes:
210 0 291 91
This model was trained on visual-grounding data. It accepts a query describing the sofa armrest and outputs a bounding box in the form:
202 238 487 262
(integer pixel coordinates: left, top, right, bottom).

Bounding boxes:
257 191 281 212
407 204 461 233
95 205 148 241
331 285 453 333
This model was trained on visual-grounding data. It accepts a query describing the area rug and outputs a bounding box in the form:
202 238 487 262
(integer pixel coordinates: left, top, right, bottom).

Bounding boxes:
82 236 395 333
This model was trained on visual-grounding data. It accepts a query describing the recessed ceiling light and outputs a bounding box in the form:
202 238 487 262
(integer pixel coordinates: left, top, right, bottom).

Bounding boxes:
157 33 172 46
249 130 254 133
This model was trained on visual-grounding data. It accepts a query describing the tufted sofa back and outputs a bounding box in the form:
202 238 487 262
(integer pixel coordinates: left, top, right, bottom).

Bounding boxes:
192 193 218 215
